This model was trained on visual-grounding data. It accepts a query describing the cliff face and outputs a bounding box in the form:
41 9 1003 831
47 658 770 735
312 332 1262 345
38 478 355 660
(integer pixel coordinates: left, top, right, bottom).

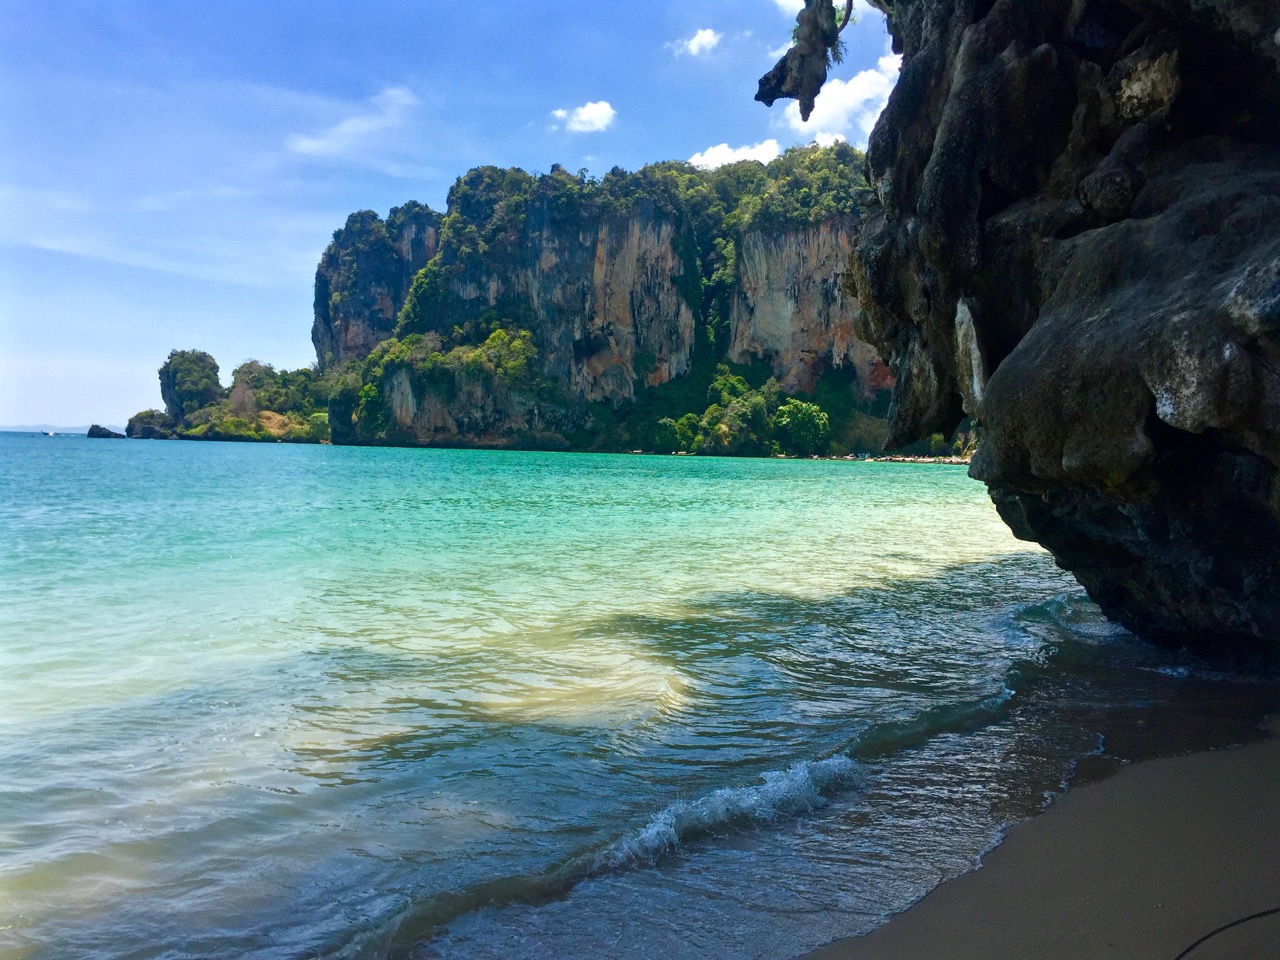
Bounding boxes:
312 202 441 366
314 154 898 451
366 364 581 449
843 0 1280 657
328 207 698 448
729 216 892 397
329 209 885 449
422 209 699 407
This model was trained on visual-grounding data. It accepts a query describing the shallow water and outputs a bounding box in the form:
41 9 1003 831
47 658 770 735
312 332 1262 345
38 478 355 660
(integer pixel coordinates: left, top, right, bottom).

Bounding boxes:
1 434 1275 960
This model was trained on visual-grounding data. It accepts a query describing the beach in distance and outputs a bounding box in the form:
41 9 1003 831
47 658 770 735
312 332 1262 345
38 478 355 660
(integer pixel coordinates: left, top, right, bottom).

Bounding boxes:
2 434 1277 960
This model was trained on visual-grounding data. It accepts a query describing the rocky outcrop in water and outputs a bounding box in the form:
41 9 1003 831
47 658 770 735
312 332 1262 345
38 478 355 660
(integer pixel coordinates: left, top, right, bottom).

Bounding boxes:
820 0 1280 656
125 410 178 439
87 424 125 439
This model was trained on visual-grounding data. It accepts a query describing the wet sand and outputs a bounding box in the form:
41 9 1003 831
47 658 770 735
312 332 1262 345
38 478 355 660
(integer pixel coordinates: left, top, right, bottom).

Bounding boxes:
805 735 1280 960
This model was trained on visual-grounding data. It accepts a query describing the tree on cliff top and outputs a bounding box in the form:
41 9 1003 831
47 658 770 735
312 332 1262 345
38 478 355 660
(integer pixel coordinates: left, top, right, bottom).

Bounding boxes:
159 349 225 421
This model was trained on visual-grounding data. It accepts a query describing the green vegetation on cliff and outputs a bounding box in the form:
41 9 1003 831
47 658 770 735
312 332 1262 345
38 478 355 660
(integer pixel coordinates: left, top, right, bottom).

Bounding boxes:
396 142 868 348
181 361 332 442
598 364 870 457
158 350 225 420
313 201 441 367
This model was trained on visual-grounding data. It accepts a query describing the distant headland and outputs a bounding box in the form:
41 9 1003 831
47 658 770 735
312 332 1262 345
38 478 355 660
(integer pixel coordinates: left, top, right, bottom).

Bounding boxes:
120 144 978 460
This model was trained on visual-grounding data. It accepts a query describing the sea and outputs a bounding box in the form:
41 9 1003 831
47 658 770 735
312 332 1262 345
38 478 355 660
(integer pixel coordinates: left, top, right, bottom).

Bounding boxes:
2 432 1276 960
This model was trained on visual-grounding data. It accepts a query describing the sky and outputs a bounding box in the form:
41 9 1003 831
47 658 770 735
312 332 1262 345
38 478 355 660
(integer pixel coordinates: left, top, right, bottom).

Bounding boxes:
0 0 899 426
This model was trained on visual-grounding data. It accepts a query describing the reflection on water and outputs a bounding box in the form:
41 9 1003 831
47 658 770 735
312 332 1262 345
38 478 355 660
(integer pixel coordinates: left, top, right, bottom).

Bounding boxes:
1 437 1276 960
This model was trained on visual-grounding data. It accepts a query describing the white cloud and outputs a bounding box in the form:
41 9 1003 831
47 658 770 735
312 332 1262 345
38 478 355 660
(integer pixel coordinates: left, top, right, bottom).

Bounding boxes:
672 28 723 56
784 52 900 145
689 139 782 169
550 100 617 133
286 86 416 156
770 0 875 16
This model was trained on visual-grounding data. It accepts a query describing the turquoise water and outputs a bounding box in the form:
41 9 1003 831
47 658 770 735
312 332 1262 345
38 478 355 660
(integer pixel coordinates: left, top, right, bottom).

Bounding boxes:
1 434 1275 959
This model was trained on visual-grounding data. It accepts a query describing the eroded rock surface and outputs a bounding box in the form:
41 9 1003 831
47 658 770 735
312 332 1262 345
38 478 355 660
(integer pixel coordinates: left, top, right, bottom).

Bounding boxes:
315 208 890 409
415 210 700 407
729 216 892 396
313 161 896 450
756 0 843 120
839 0 1280 656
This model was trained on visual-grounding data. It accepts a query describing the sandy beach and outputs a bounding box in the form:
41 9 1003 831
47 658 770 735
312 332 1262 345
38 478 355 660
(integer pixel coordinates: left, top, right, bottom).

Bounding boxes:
805 731 1280 960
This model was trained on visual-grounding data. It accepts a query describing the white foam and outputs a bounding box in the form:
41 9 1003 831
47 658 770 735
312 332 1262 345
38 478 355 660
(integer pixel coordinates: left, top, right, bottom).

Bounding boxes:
599 756 861 869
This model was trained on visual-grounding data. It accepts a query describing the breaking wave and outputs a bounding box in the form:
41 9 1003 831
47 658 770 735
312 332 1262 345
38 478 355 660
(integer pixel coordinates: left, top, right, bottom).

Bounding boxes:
597 755 862 869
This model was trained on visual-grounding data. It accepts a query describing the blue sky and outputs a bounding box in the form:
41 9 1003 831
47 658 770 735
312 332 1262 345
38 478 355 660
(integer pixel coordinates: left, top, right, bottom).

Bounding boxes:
0 0 897 426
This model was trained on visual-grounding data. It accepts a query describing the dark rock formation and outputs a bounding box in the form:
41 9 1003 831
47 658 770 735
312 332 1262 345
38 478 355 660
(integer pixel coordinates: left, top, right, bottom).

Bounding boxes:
816 0 1280 657
87 424 125 439
757 0 843 120
126 410 178 439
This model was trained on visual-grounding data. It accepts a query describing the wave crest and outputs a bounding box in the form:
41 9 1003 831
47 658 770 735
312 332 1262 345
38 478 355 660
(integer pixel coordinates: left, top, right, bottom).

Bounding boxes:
599 756 861 869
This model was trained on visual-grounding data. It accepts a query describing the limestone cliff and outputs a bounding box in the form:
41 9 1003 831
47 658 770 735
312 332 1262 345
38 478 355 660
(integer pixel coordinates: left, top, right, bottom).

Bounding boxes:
402 208 698 408
312 202 440 366
314 149 897 452
784 0 1280 656
729 216 891 397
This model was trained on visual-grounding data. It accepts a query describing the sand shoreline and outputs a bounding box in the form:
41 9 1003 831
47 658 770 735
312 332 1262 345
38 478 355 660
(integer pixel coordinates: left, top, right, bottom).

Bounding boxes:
802 731 1280 960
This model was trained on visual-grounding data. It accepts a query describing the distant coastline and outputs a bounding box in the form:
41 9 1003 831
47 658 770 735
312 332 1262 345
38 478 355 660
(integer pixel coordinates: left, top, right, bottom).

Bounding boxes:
99 145 988 462
864 454 971 465
1 425 127 435
6 425 974 465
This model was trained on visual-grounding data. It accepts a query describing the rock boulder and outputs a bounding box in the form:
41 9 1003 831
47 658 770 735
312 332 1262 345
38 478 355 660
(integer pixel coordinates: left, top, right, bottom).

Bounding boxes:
825 0 1280 658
